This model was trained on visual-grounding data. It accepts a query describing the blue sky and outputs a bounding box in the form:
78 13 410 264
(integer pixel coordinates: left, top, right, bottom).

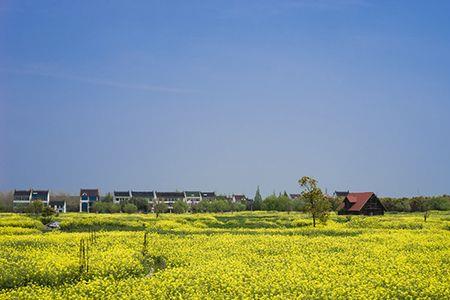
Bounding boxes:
1 0 449 197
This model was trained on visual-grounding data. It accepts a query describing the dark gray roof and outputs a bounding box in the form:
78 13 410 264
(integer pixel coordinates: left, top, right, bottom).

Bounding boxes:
31 190 49 198
49 200 65 206
131 191 154 198
156 192 184 198
80 189 99 197
14 190 31 196
114 191 131 197
185 191 201 197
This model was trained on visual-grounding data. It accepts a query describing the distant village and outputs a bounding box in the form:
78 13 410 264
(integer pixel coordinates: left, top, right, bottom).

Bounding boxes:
10 188 387 216
13 189 264 213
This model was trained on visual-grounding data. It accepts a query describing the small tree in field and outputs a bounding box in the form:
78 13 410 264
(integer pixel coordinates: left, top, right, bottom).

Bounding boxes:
423 210 429 222
299 176 330 227
153 201 168 218
422 201 431 222
40 205 56 225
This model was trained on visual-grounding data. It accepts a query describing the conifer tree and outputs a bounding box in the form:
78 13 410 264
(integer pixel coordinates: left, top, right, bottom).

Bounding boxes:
253 186 263 210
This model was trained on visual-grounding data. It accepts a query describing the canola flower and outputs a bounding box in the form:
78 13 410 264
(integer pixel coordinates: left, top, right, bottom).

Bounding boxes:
0 212 449 299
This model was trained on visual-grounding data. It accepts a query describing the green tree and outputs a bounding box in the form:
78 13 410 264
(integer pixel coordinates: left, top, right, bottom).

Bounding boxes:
423 210 429 222
409 197 426 212
299 176 330 227
328 195 343 211
253 186 263 211
261 195 293 212
211 199 230 213
128 197 149 213
153 201 168 218
41 205 56 217
123 203 138 214
26 201 44 215
292 197 306 212
92 202 108 213
173 200 189 214
196 200 210 213
0 191 13 212
102 193 114 202
262 195 278 211
233 202 246 212
430 195 450 210
110 203 121 213
380 197 411 212
40 205 56 225
278 195 293 212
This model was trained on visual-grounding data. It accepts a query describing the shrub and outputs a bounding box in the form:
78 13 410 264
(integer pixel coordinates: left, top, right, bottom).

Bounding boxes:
334 216 352 223
25 201 44 215
125 197 150 213
153 202 168 217
173 200 189 214
92 202 121 213
231 202 246 212
123 203 138 214
40 215 54 225
41 206 56 217
429 196 450 210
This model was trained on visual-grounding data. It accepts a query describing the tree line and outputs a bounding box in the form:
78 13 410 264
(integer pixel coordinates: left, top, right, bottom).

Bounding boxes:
1 189 449 214
380 196 450 212
91 195 247 214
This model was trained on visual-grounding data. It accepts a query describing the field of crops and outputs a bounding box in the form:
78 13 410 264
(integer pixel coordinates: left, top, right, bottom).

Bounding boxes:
0 212 449 299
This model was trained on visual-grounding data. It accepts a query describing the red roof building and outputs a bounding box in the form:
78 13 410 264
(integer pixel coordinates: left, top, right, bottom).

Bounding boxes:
338 192 385 215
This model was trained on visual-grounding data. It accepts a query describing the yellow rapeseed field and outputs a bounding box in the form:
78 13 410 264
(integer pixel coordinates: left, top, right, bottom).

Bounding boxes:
0 212 449 299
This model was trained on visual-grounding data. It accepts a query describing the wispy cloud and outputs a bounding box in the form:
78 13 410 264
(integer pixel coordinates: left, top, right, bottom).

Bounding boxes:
0 65 197 94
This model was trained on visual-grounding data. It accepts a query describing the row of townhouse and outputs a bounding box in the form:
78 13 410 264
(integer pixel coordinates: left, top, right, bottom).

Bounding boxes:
114 191 218 212
82 189 230 213
112 191 217 205
12 188 250 213
83 190 252 213
12 189 66 213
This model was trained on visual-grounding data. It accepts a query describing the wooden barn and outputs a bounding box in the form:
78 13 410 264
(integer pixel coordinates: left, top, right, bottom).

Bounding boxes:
338 192 386 216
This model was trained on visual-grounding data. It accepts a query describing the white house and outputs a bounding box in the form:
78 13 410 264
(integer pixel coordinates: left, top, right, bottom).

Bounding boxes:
49 200 66 213
31 190 50 205
113 191 132 204
130 191 155 202
13 189 50 211
201 192 216 201
154 192 184 212
80 189 100 213
13 189 32 211
184 191 202 206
